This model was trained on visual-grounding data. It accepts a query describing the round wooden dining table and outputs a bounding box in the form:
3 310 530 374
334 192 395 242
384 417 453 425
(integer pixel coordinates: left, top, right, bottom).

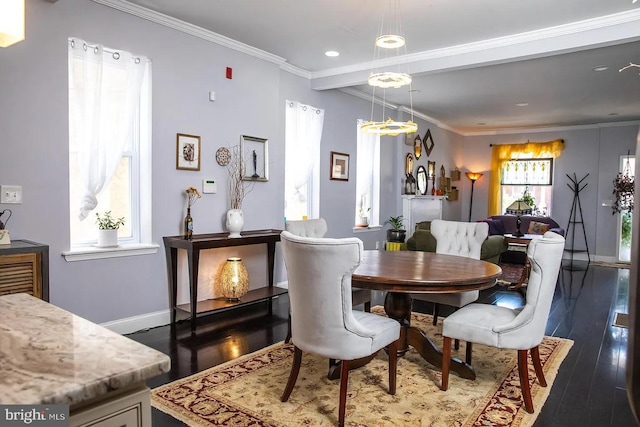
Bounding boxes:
349 250 502 380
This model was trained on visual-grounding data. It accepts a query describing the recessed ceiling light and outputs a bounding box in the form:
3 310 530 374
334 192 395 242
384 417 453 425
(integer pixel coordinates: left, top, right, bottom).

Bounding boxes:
325 50 339 57
515 102 529 107
593 65 609 72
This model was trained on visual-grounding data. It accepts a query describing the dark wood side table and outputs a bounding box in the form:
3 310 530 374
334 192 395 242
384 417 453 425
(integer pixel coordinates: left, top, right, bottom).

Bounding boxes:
0 239 49 301
503 234 542 288
163 229 285 333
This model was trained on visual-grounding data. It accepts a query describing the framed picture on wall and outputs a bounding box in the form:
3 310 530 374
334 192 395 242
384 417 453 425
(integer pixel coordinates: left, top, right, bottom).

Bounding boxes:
176 133 201 171
241 135 269 181
330 151 350 181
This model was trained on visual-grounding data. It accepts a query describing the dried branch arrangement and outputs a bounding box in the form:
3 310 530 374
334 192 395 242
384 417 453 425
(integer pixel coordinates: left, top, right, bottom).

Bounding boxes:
227 145 255 210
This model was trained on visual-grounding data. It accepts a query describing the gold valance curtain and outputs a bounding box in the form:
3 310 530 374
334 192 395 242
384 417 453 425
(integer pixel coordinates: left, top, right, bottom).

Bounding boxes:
488 139 565 216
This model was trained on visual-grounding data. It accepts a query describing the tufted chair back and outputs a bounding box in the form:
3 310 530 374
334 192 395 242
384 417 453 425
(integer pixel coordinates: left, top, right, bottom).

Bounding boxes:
285 218 327 238
430 220 488 259
281 231 397 360
440 231 565 413
280 231 400 426
282 217 372 344
510 230 565 348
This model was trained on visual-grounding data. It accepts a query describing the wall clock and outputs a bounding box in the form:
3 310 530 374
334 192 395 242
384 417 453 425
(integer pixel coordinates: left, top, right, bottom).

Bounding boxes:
216 147 231 166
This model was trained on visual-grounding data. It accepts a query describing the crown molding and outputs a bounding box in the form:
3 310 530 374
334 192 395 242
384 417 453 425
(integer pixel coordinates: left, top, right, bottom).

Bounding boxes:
91 0 289 67
462 120 640 137
310 8 640 87
92 1 640 138
339 88 399 110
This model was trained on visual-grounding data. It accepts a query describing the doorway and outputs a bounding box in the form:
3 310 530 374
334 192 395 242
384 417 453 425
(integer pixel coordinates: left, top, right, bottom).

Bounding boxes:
618 155 635 263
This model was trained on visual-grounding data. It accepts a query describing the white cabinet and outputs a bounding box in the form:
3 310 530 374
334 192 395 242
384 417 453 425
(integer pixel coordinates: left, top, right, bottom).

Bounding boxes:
402 195 445 236
70 385 151 427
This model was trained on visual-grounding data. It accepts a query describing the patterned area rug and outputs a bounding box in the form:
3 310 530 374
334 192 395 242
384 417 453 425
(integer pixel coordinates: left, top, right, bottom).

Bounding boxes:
497 262 526 286
152 308 573 427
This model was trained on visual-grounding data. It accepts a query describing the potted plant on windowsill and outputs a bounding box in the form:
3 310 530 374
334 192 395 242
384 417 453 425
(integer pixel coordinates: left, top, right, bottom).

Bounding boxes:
95 211 125 247
386 215 406 243
357 207 370 227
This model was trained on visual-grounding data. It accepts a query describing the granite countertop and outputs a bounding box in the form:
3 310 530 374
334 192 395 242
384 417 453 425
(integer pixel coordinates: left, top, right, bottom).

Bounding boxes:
0 293 171 405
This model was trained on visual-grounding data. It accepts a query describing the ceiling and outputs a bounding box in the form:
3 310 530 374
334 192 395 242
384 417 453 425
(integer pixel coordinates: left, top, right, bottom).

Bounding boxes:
119 0 640 135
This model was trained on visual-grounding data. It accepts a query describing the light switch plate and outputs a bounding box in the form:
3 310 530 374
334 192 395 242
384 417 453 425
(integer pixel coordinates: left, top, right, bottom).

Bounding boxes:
0 185 22 204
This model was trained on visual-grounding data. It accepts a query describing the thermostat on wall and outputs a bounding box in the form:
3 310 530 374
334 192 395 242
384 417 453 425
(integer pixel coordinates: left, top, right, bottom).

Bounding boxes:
202 179 217 194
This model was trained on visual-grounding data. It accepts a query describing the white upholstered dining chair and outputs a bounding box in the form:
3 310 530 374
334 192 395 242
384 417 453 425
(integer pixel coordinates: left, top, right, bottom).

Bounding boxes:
283 218 372 343
412 219 488 358
279 231 400 427
440 231 565 413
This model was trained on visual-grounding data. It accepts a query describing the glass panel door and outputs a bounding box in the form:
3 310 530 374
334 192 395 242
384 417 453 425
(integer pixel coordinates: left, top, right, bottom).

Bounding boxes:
618 155 635 262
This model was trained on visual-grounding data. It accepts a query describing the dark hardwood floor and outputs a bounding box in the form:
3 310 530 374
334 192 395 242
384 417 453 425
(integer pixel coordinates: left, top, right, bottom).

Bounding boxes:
129 263 639 426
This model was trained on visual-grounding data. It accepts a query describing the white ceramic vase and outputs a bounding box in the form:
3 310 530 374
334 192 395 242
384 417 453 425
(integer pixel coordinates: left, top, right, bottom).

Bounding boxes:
97 229 118 247
226 209 244 238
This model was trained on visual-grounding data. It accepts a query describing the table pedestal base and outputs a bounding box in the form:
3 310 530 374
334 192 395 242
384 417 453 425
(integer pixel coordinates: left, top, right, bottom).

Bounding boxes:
327 292 475 381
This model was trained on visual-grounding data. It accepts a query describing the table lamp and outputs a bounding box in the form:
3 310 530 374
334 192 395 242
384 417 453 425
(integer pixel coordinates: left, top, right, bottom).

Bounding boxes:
220 257 249 301
506 200 533 237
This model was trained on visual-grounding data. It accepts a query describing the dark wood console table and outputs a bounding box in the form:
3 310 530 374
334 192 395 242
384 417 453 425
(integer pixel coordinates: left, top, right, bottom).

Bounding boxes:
163 229 285 333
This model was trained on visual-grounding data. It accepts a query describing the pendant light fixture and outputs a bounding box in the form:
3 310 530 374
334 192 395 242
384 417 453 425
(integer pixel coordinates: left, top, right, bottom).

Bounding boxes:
361 0 418 136
0 0 25 48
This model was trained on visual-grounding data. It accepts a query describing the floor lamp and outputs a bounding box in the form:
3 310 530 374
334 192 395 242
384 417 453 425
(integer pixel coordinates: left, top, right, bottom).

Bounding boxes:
466 172 483 221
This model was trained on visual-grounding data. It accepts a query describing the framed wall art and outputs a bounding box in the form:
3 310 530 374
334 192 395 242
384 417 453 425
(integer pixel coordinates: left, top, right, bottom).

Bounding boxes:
176 133 201 171
330 151 350 181
241 135 268 181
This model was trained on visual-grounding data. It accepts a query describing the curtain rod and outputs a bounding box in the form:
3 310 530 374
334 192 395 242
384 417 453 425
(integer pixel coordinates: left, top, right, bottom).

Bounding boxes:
489 139 564 147
68 38 144 63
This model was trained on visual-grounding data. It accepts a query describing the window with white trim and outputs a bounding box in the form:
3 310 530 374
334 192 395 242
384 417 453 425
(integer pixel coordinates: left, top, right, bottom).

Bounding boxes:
68 38 151 247
355 120 380 226
284 101 324 220
500 158 553 216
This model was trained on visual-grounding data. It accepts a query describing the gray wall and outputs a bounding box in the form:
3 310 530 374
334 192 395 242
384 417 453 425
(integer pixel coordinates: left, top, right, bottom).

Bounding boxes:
1 0 633 328
460 125 639 261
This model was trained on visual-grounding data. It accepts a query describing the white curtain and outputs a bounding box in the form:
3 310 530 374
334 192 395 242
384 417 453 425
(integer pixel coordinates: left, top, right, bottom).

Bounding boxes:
285 101 324 217
356 119 380 225
68 38 148 220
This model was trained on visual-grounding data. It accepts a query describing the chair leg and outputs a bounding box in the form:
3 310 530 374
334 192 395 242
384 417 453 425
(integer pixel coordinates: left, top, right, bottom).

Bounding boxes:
364 301 371 312
531 346 547 387
284 313 292 343
338 359 351 427
517 349 534 413
454 339 460 351
441 336 452 391
465 342 473 365
281 346 303 402
388 340 398 395
432 303 440 325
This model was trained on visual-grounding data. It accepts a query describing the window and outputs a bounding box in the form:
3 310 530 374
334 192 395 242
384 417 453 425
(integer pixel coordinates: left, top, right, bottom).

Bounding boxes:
68 38 151 248
500 158 553 215
284 101 324 220
355 120 380 226
488 140 564 216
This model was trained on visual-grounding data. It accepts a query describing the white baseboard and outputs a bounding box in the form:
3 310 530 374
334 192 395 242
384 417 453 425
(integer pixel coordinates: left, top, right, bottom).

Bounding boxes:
100 309 171 335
